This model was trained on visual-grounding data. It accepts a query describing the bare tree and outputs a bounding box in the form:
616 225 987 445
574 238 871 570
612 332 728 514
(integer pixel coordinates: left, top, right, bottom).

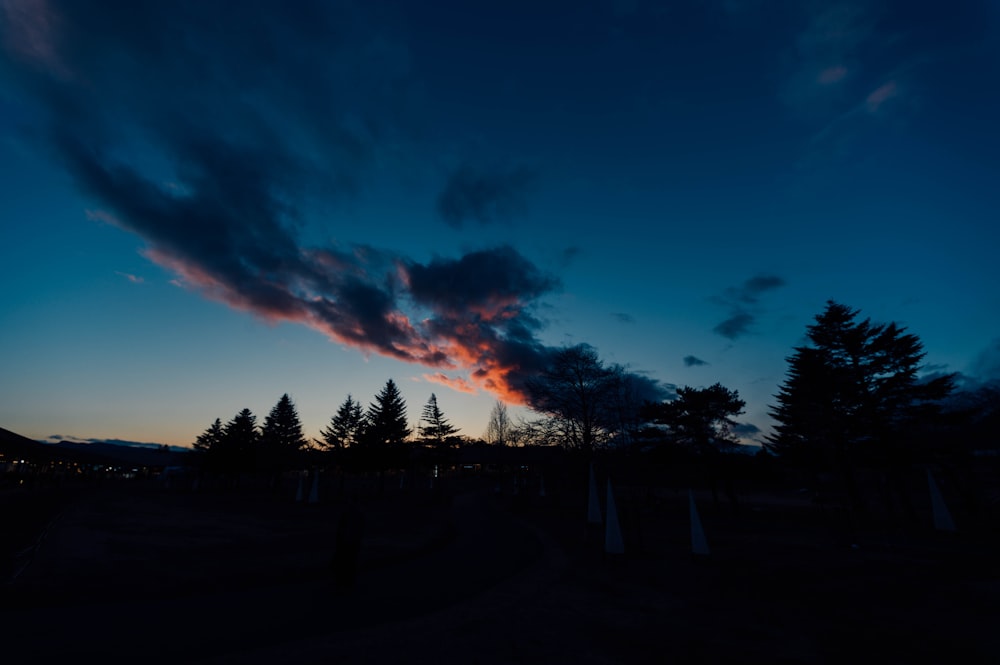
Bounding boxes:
484 400 513 446
525 344 620 452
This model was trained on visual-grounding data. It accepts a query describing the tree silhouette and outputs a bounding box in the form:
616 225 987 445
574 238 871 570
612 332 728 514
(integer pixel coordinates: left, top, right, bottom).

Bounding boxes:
193 418 224 454
484 400 512 446
647 383 745 453
526 344 620 452
361 379 411 448
418 393 459 448
767 301 954 510
643 383 745 508
260 394 307 471
319 394 364 450
222 408 259 473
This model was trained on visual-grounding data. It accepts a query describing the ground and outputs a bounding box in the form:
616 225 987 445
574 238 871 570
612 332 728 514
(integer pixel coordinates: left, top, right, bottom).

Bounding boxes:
2 472 999 663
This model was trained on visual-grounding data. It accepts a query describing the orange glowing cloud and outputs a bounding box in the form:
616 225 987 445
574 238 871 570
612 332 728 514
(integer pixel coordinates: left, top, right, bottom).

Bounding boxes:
423 372 478 394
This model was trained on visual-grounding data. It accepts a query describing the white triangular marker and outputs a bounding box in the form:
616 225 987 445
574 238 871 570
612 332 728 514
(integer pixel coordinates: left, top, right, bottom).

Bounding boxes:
927 469 957 532
295 471 304 502
605 479 624 555
309 470 320 504
689 490 710 556
588 464 602 524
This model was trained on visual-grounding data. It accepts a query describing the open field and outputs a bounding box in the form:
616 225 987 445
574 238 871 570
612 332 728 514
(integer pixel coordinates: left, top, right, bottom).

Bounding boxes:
3 472 999 663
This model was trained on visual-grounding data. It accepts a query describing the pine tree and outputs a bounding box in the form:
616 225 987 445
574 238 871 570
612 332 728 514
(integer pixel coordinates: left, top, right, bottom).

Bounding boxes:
418 393 459 448
320 395 364 449
260 394 307 470
193 418 224 454
222 408 259 472
362 379 411 447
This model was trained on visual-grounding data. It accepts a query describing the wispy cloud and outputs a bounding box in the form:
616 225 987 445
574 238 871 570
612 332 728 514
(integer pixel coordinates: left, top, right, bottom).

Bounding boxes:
437 162 536 227
817 65 848 85
780 2 878 113
613 312 635 324
971 338 1000 381
115 271 144 284
711 274 786 340
865 80 898 112
683 355 709 367
423 372 477 395
714 312 755 340
731 422 761 441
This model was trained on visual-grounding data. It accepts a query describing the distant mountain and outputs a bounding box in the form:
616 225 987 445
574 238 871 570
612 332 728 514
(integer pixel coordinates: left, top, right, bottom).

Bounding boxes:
1 426 111 465
50 440 192 468
0 426 191 468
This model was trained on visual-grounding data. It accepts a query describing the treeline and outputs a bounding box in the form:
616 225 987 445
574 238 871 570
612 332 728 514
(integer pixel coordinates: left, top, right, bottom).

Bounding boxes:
189 300 999 514
191 380 469 475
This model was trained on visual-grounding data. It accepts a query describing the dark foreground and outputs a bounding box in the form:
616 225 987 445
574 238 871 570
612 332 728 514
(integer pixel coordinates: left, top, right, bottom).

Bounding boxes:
3 476 999 664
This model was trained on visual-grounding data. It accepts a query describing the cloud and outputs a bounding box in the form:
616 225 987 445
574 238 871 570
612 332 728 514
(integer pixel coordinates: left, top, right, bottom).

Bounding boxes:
437 162 536 227
728 274 786 304
613 312 635 324
817 65 848 84
115 271 144 284
711 274 786 340
0 1 671 408
781 3 878 112
731 422 761 436
423 372 478 395
683 355 709 367
731 422 761 442
865 80 898 112
970 338 1000 381
713 313 755 340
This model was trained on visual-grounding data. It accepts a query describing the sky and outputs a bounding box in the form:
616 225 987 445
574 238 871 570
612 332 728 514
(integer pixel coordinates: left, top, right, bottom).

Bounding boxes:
1 0 999 449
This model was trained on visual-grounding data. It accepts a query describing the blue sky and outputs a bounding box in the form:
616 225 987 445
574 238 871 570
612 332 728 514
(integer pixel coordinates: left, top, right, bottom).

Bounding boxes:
2 0 998 447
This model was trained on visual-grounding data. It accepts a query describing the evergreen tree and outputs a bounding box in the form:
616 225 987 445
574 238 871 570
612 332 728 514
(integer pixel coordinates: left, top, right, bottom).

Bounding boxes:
222 408 259 472
647 383 745 453
193 418 224 454
643 383 745 508
767 301 954 474
362 379 411 447
418 393 459 448
320 394 364 450
260 393 307 470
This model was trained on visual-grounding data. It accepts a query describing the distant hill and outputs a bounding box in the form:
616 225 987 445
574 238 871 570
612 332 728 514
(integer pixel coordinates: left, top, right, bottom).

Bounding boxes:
0 426 191 468
50 440 191 468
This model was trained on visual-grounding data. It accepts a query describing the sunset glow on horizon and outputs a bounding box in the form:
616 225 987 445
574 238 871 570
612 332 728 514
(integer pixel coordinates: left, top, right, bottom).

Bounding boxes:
2 0 998 448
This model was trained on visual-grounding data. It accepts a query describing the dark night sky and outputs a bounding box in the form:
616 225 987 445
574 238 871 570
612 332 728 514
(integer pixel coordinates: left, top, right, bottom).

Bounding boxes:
2 0 998 446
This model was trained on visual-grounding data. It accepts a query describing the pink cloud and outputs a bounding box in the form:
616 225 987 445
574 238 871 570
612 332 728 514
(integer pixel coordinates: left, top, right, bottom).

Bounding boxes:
866 81 898 112
0 0 66 74
141 247 307 325
115 271 144 284
817 65 848 84
141 239 553 405
423 373 478 395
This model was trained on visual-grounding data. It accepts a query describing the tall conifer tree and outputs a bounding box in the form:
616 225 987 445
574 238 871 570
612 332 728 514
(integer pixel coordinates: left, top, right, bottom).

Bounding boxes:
363 379 410 447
